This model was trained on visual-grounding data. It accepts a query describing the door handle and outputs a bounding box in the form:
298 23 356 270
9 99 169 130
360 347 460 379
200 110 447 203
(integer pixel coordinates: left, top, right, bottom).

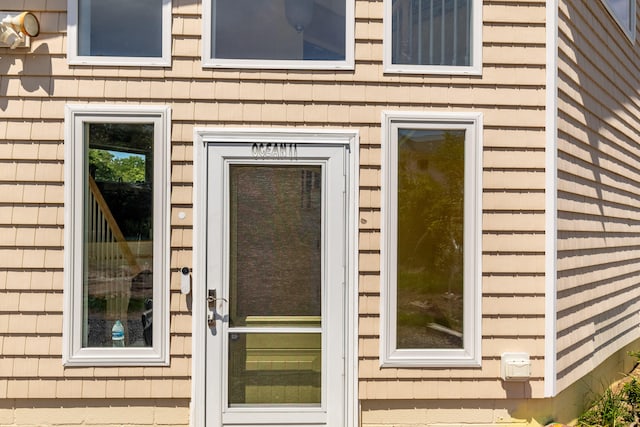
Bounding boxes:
207 289 227 326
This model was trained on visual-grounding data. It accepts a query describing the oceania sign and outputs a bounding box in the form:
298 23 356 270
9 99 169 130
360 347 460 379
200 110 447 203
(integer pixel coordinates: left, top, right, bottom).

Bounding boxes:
252 143 298 159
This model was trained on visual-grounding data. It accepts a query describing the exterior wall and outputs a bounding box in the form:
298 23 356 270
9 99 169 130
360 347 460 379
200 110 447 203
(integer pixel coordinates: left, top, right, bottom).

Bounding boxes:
0 0 550 426
358 0 548 416
556 0 640 393
359 338 640 427
0 0 192 419
0 400 189 427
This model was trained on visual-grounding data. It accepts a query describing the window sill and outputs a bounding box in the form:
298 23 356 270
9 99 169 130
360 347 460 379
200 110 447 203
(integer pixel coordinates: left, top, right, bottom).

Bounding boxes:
63 347 170 367
202 58 355 71
384 63 482 76
68 56 171 67
381 348 482 368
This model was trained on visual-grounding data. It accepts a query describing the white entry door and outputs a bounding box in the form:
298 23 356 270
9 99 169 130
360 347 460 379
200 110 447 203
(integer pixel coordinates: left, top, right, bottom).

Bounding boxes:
200 131 352 427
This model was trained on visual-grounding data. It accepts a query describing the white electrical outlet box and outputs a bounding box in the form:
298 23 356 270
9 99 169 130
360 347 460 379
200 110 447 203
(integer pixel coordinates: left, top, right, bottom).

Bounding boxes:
501 352 531 381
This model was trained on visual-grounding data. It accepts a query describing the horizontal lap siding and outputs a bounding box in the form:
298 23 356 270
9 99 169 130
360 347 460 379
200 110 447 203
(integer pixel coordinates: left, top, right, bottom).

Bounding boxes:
556 0 640 393
0 2 192 402
0 0 546 405
359 0 548 401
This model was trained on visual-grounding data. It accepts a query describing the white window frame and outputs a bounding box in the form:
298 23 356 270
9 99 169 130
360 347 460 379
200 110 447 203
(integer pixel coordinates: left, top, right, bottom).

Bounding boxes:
602 0 636 42
63 105 171 366
380 111 482 367
67 0 172 66
202 0 355 70
383 0 482 75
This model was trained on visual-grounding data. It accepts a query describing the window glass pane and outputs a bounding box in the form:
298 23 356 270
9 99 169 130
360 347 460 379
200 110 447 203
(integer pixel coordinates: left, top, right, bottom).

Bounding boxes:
229 333 321 405
83 123 154 347
78 0 163 57
392 0 471 66
606 0 633 31
396 128 465 349
229 165 322 328
212 0 346 61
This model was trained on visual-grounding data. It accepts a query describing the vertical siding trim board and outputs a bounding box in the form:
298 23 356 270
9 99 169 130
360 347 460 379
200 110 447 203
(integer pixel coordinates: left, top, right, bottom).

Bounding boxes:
191 130 206 427
545 0 559 398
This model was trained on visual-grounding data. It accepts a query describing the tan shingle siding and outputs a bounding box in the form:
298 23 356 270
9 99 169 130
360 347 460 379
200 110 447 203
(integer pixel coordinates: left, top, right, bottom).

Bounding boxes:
0 399 189 425
0 0 551 408
352 0 547 399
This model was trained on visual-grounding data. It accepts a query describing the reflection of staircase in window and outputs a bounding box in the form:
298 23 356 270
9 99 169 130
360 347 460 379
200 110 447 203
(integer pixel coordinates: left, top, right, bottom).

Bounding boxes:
87 175 141 277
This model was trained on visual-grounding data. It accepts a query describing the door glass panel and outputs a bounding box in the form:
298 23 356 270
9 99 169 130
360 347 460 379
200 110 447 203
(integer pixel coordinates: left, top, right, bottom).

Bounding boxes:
229 165 322 328
228 333 321 405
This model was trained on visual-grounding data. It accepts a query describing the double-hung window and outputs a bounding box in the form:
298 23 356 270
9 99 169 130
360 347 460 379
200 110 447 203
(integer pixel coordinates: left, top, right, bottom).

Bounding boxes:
203 0 354 69
381 111 482 367
602 0 636 41
67 0 172 66
64 105 170 365
384 0 482 74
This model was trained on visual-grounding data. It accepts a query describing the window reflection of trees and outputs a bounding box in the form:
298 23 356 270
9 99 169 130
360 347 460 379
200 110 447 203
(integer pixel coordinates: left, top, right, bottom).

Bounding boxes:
396 129 465 349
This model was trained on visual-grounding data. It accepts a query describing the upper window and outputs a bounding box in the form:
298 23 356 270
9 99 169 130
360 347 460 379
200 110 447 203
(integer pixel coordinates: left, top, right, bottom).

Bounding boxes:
64 105 170 365
602 0 636 41
68 0 172 66
384 0 482 74
381 111 482 367
203 0 354 69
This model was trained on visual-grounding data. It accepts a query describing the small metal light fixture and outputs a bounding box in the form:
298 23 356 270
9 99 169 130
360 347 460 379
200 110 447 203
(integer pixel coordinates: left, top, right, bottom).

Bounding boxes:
0 11 40 49
284 0 314 33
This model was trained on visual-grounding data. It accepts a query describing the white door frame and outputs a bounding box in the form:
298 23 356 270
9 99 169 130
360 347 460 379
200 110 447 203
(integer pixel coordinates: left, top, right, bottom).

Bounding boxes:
192 128 359 427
